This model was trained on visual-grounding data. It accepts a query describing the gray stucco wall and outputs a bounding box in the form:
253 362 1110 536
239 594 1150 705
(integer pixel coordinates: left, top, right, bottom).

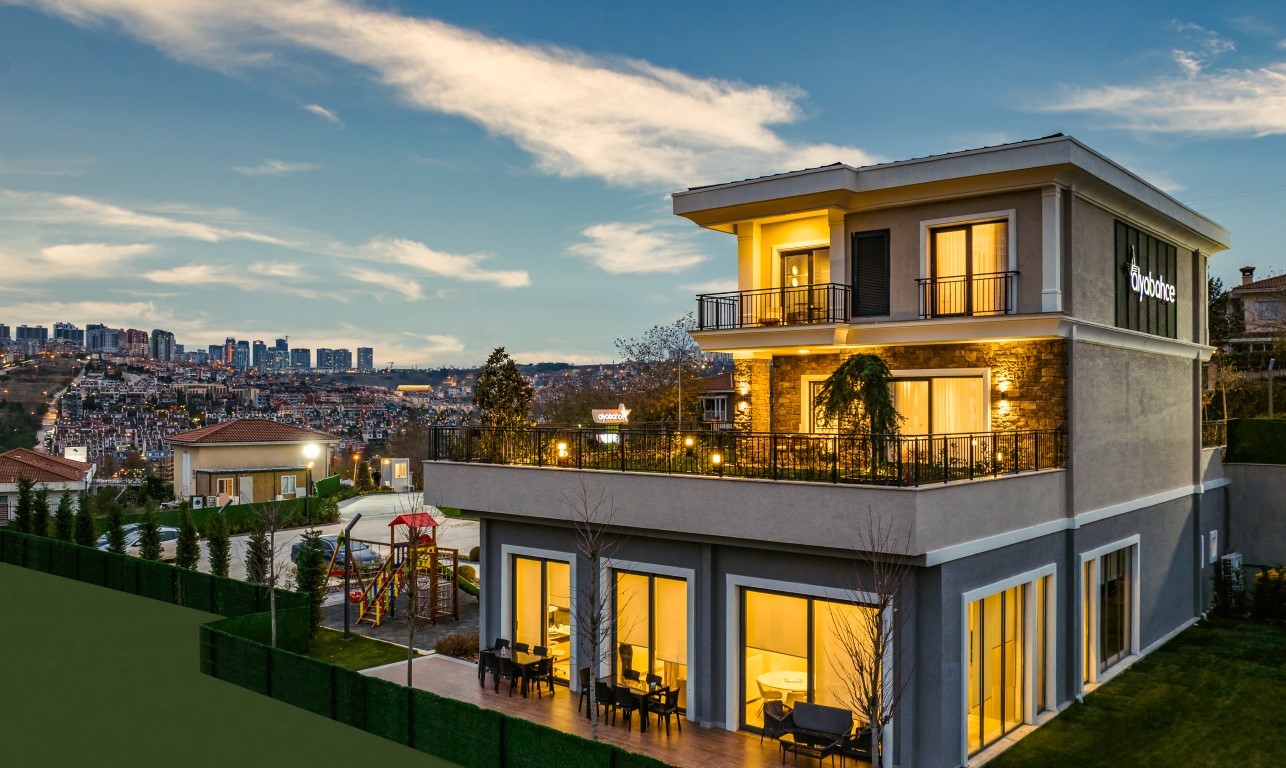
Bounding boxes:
1227 463 1286 569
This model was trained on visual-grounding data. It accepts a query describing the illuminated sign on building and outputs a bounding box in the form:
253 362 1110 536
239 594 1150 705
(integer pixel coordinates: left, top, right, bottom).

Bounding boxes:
591 403 631 424
1128 248 1176 304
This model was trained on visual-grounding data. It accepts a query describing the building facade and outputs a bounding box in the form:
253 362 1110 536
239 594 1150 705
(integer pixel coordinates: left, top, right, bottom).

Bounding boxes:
357 347 374 371
423 136 1231 767
167 418 337 505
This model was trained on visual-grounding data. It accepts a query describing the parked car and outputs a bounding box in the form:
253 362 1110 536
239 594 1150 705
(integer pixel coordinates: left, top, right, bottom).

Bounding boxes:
103 526 182 562
95 523 141 549
291 536 382 574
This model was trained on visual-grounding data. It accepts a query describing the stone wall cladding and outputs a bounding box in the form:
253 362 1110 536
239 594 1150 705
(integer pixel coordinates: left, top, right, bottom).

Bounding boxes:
766 339 1067 434
733 358 771 432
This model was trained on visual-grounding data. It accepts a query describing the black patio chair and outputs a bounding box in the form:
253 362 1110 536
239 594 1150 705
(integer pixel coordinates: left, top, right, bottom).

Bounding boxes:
498 656 524 697
761 700 791 744
613 685 641 731
623 668 641 682
482 651 502 691
647 688 682 736
578 668 591 713
534 645 549 657
513 642 530 653
594 680 616 722
478 649 495 686
646 673 662 687
494 638 510 650
529 657 555 698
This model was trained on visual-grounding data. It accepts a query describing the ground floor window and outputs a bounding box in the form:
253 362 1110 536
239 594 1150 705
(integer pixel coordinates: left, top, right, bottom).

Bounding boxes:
280 475 297 496
1082 544 1136 685
512 555 572 683
615 571 689 709
0 495 9 523
967 586 1024 754
740 588 868 731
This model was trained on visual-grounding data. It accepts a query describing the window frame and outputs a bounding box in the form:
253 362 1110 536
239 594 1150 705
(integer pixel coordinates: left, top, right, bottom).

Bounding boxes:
889 368 991 435
280 475 297 496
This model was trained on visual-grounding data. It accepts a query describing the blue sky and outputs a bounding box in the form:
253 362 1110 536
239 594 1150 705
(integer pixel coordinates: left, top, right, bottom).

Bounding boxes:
1 0 1283 366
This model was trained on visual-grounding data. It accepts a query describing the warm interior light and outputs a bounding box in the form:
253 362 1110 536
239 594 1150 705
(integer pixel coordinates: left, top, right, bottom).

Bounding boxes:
797 349 810 355
791 266 799 275
556 441 569 458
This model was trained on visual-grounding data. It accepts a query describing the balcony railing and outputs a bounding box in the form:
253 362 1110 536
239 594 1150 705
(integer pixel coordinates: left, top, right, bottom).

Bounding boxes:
426 426 1064 487
917 271 1017 318
1201 420 1227 448
696 283 850 331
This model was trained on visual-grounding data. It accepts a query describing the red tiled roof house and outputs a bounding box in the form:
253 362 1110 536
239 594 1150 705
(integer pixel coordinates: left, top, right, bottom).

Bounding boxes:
0 448 95 524
166 418 338 506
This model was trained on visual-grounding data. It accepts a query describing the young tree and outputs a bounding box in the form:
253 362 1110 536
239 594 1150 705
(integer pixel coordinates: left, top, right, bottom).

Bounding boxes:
827 513 915 767
73 492 96 547
293 528 328 637
105 504 127 554
11 477 34 534
396 500 442 688
206 512 231 578
565 478 621 742
31 487 51 537
355 461 373 492
614 314 707 425
175 506 200 570
1207 275 1244 351
473 347 534 427
244 526 270 584
815 353 901 435
138 506 162 561
249 501 294 646
53 493 74 541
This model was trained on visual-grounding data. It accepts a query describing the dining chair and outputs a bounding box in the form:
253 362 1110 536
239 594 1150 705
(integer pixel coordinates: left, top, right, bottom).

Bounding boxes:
498 657 524 697
645 673 662 687
623 668 641 682
761 700 792 744
534 645 549 657
513 642 530 653
613 685 641 731
494 638 510 650
529 658 556 699
578 668 591 713
482 652 503 692
757 679 784 715
594 680 616 722
648 688 683 736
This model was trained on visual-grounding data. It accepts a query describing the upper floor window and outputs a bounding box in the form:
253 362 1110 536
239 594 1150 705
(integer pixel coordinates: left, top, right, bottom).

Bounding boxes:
924 220 1012 317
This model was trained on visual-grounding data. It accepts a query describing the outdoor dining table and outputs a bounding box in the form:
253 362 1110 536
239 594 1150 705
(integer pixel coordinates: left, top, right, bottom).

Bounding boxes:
599 676 668 733
485 647 546 698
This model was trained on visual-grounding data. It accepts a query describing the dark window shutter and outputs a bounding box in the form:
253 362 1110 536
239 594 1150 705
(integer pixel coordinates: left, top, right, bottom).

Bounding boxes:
851 230 890 317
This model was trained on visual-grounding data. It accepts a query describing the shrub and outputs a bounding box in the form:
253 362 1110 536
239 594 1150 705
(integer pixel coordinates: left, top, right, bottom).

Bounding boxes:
73 493 96 547
31 488 51 538
468 546 480 563
434 632 478 659
11 477 34 534
53 494 74 541
1211 559 1249 618
175 507 200 570
312 496 340 525
106 504 127 553
1253 567 1286 622
457 564 477 584
294 529 328 636
138 507 162 561
207 513 231 578
244 527 270 585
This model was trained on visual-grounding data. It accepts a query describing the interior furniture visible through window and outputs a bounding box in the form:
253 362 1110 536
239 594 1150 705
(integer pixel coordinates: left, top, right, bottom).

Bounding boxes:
779 247 831 323
615 571 689 709
512 555 572 683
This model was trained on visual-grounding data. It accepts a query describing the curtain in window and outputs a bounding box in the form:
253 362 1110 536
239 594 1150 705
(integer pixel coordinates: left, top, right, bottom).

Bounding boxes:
933 377 986 434
892 380 930 435
934 230 968 314
972 222 1008 313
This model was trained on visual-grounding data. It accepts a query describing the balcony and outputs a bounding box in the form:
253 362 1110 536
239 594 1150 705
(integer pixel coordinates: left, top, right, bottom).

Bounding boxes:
425 425 1063 488
917 271 1017 318
696 283 849 331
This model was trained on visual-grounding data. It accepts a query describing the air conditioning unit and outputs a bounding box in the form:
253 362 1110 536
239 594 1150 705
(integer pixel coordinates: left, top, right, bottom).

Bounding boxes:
190 495 205 509
1221 552 1243 571
206 496 218 507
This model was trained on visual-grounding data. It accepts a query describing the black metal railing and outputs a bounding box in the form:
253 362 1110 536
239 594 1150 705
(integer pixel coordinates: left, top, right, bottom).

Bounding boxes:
696 283 850 330
917 271 1017 318
1201 420 1227 448
426 426 1064 487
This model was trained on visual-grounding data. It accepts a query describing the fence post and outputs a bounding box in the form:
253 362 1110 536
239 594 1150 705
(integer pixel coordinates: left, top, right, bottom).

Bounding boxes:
619 430 627 473
831 436 839 484
537 428 544 467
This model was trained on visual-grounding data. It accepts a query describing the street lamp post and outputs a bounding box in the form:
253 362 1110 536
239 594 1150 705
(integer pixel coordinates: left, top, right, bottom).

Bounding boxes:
1270 359 1277 420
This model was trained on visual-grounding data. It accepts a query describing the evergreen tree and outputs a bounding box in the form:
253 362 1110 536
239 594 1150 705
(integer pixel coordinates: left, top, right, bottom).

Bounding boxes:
31 488 51 537
206 512 231 578
138 507 162 561
106 504 127 553
293 529 328 636
244 526 270 585
355 461 373 491
53 493 74 541
175 506 200 570
73 492 96 547
11 477 34 534
473 347 534 426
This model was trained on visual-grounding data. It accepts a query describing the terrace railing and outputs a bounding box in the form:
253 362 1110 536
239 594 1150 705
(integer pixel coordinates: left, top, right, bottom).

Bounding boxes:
426 426 1064 488
696 283 850 330
1202 420 1227 448
917 271 1017 318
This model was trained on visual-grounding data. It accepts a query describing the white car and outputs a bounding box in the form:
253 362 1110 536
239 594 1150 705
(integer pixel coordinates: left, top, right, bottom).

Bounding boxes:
120 526 182 562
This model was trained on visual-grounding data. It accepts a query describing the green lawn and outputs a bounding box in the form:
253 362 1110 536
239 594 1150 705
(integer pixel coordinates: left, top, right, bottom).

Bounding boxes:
306 626 411 670
0 564 454 768
992 620 1286 768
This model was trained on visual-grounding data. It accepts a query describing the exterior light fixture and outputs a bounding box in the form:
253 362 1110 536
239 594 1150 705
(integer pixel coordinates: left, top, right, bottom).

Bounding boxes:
556 441 569 459
683 436 694 447
738 382 750 396
710 452 722 464
797 349 811 355
738 401 749 412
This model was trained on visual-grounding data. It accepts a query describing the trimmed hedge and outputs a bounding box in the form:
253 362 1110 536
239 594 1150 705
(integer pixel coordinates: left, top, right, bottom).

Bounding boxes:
50 540 78 579
1226 418 1286 464
177 568 215 612
77 546 108 587
137 558 176 602
271 648 334 717
333 667 368 730
364 676 410 746
413 689 504 768
505 717 613 768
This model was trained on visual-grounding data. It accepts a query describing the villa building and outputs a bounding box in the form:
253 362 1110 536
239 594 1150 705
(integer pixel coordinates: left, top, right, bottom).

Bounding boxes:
0 448 95 524
167 418 337 507
423 135 1231 767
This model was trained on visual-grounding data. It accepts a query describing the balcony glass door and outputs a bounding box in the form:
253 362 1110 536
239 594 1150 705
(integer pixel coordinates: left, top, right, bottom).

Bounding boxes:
966 585 1025 754
512 556 572 683
930 221 1008 316
780 248 831 324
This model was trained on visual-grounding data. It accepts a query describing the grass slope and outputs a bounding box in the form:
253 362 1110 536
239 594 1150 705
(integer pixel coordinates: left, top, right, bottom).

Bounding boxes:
0 564 455 768
992 620 1286 768
307 626 410 670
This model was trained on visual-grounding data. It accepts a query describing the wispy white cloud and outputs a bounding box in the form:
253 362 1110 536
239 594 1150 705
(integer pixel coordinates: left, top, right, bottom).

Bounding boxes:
302 103 342 125
682 278 738 294
18 0 876 187
568 221 707 274
0 156 96 177
144 263 338 301
345 266 424 301
360 237 530 288
248 261 305 278
0 241 155 282
509 349 605 365
233 158 319 176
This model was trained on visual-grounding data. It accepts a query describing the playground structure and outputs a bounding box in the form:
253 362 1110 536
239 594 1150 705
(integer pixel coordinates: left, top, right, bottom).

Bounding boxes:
325 512 460 628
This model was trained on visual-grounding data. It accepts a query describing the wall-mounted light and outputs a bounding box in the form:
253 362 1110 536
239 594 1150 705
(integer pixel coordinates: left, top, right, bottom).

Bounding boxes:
738 382 750 396
738 401 749 412
797 349 811 355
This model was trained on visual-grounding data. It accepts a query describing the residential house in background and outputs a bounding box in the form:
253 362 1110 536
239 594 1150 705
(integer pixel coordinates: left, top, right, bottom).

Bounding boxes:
0 448 94 524
167 418 337 506
424 135 1232 767
1226 266 1286 369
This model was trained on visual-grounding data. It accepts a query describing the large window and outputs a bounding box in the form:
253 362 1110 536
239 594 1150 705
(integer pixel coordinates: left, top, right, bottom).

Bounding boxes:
614 572 689 707
966 586 1024 754
891 376 986 435
929 220 1009 316
741 589 870 731
1082 544 1136 684
779 247 832 324
513 556 572 683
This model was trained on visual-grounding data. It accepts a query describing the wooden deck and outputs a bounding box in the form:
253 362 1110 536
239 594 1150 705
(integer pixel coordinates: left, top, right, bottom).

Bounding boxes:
363 655 793 768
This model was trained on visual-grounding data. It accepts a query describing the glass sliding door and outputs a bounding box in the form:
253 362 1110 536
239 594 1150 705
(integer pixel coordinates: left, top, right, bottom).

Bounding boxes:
966 585 1025 755
741 589 871 732
1036 576 1048 713
780 248 831 324
1099 549 1131 670
891 377 985 436
613 571 689 707
930 220 1009 316
511 555 572 683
